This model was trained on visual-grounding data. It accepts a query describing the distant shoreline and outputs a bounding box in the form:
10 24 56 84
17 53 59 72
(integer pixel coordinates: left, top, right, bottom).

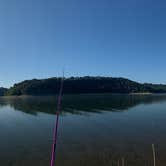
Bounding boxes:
130 92 152 95
2 93 166 98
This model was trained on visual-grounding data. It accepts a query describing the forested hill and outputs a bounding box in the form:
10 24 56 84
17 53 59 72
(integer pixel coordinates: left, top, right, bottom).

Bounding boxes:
2 76 166 96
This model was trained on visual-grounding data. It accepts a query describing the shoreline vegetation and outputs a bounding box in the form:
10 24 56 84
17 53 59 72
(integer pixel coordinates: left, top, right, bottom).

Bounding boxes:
129 92 152 95
1 76 166 96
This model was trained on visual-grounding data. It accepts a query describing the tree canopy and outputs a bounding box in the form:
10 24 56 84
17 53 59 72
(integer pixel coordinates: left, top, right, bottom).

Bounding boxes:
0 87 8 96
3 76 166 96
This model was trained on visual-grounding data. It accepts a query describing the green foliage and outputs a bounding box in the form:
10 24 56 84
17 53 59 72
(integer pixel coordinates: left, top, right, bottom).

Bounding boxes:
5 76 166 96
0 87 8 96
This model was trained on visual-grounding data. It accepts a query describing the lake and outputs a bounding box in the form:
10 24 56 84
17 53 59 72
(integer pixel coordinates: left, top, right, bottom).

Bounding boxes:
0 94 166 166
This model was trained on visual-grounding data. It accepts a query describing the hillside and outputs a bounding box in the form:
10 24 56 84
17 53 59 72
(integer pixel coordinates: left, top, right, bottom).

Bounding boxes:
3 76 166 96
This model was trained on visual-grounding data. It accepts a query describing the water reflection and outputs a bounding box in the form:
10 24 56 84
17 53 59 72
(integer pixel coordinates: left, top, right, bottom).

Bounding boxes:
0 94 166 115
1 94 166 166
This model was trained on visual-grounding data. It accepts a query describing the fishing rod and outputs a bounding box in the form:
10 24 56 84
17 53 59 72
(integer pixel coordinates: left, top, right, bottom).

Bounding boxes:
50 75 64 166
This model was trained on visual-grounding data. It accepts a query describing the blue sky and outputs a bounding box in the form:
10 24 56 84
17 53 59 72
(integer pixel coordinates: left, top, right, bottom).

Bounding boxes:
0 0 166 87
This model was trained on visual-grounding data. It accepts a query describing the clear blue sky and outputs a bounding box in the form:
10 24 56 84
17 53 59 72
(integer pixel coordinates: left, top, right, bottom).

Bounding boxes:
0 0 166 87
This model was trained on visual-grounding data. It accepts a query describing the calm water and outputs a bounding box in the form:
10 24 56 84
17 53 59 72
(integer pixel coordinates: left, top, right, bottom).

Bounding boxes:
1 94 166 166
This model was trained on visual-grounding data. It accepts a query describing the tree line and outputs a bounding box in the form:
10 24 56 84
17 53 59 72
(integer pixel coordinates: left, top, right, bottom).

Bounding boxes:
1 76 166 96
